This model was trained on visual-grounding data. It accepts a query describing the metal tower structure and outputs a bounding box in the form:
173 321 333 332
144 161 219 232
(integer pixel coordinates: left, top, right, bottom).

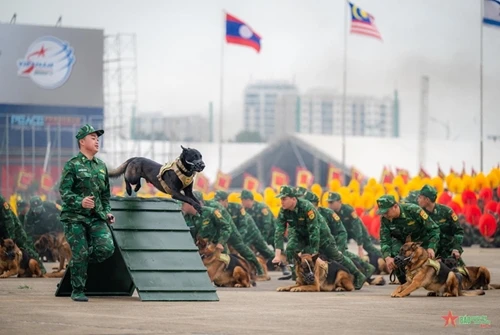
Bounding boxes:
103 33 138 167
418 76 429 170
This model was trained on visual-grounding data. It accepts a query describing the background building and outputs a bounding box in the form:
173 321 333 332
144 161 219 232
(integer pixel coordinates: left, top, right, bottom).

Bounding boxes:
243 81 299 141
298 89 399 138
131 114 211 142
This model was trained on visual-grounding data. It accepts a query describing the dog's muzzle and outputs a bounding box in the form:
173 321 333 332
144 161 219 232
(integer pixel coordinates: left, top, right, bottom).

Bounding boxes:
302 260 315 285
5 250 17 260
185 159 205 172
394 254 411 269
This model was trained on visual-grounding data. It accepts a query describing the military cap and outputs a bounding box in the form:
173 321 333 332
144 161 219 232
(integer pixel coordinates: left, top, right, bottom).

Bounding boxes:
192 191 204 201
30 196 44 215
303 191 319 204
295 186 307 197
240 190 254 200
419 184 437 202
402 190 419 205
376 195 397 215
327 192 341 202
275 185 296 198
214 190 228 201
76 124 104 140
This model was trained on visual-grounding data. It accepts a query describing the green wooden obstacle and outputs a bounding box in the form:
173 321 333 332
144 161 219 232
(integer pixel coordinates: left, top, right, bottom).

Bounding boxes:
55 197 219 301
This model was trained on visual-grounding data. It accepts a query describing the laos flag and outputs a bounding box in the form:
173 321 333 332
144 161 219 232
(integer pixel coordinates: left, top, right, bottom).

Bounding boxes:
225 13 261 53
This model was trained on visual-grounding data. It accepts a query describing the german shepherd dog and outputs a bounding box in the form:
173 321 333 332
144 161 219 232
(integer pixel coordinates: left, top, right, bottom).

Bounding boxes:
391 237 485 298
0 239 44 278
229 245 270 279
34 232 72 275
363 252 389 275
277 253 355 292
197 239 256 288
108 145 205 213
441 258 500 291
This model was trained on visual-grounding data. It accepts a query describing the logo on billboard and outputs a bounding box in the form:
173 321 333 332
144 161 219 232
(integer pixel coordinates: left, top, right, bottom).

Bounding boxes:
17 36 76 89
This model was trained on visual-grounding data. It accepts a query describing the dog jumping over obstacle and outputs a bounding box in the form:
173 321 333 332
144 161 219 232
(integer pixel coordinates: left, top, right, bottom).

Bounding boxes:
108 145 205 213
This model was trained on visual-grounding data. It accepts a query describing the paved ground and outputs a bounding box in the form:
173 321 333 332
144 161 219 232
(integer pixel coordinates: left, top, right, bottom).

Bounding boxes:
1 243 500 335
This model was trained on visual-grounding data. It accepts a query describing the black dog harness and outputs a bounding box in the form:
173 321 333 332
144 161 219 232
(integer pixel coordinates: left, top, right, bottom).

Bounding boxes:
157 158 196 194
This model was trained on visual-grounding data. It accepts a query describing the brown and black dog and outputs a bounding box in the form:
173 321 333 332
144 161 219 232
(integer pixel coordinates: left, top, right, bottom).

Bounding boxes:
277 253 355 292
391 238 485 298
34 232 72 276
0 239 44 278
229 244 270 280
197 239 256 288
442 258 500 291
363 253 389 275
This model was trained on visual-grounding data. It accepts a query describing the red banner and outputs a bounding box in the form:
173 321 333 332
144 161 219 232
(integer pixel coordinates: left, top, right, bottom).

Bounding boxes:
270 166 289 190
40 173 54 191
243 173 260 192
295 167 314 188
327 163 343 186
379 166 394 184
214 171 231 191
395 167 410 183
194 173 210 193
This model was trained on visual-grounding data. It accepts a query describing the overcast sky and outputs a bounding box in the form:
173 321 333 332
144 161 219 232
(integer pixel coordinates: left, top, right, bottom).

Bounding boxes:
2 0 499 144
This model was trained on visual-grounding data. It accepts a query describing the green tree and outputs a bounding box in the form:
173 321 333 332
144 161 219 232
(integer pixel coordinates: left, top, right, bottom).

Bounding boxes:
234 130 264 143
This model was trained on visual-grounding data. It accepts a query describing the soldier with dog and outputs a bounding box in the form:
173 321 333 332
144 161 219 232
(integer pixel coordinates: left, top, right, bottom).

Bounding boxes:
377 194 441 285
272 186 367 290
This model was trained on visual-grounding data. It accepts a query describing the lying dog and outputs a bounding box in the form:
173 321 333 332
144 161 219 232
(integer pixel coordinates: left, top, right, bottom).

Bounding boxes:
229 245 269 280
277 253 355 292
363 252 389 275
108 145 205 213
34 232 72 275
198 239 256 288
441 258 500 291
391 238 485 298
0 239 44 278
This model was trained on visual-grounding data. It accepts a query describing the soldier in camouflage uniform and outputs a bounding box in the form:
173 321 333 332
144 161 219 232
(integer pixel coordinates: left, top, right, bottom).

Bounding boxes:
240 190 276 247
295 186 307 197
303 191 377 283
17 200 30 227
377 195 440 284
213 191 291 277
0 194 46 275
59 124 116 302
193 191 269 279
327 192 383 260
181 201 231 251
417 185 465 266
273 186 367 289
24 196 64 240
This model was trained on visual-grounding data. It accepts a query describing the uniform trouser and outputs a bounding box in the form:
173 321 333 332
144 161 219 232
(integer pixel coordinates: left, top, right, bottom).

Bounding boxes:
344 250 375 278
248 235 274 260
266 224 276 249
360 225 383 258
227 230 265 275
64 219 115 294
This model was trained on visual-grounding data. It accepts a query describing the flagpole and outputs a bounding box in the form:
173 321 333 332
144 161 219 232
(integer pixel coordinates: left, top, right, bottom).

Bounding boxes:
479 1 484 172
341 0 349 185
218 10 226 174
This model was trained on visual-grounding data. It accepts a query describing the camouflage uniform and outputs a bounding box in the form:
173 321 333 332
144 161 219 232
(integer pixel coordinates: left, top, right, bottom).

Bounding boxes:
17 200 29 226
240 190 276 247
328 192 383 259
419 185 465 266
24 196 64 241
0 194 46 274
377 195 440 284
305 192 375 280
401 191 419 205
195 192 267 277
275 186 366 289
295 186 307 197
183 206 232 246
59 124 115 302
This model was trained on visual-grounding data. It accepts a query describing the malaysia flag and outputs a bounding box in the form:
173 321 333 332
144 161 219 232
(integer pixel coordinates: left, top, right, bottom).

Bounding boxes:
225 13 261 53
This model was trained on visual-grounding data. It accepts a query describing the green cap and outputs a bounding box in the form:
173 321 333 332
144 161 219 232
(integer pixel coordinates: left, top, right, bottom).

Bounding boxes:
419 184 437 202
275 185 296 198
376 195 397 214
214 190 228 201
76 124 104 140
29 196 44 215
402 190 419 205
295 186 307 197
240 190 254 200
193 191 203 201
303 191 319 204
327 192 341 202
